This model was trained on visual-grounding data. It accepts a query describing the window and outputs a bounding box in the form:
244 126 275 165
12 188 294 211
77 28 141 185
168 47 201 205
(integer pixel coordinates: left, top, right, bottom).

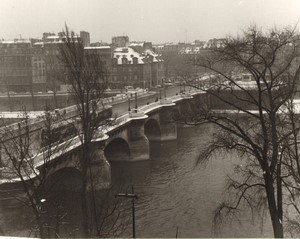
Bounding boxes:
112 58 118 65
122 57 128 64
133 57 138 64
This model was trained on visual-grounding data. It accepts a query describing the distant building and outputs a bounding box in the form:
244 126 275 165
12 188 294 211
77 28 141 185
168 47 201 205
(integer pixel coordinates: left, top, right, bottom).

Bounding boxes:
42 35 66 92
0 40 34 92
84 45 112 83
204 38 226 49
80 31 90 47
90 41 110 47
42 32 55 41
112 36 129 48
0 32 165 93
32 43 46 92
111 45 164 89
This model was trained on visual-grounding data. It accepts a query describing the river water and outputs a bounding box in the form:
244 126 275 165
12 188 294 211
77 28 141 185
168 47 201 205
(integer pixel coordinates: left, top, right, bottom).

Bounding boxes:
110 124 273 238
0 124 273 237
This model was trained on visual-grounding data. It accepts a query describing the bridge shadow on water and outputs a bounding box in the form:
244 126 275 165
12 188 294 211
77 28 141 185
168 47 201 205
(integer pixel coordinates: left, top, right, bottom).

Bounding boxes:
110 139 178 187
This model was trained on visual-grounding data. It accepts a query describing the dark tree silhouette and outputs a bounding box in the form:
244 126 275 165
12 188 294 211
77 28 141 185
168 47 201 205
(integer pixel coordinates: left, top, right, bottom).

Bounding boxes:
187 25 300 238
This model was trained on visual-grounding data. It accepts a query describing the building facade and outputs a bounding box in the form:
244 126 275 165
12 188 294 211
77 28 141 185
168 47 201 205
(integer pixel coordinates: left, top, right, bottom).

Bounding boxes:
80 31 90 47
0 32 164 93
111 45 164 89
112 36 129 48
32 43 46 92
0 40 34 92
84 45 112 85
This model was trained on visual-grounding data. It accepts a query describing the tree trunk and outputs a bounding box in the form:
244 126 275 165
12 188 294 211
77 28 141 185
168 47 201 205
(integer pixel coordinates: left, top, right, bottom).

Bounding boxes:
30 89 36 111
265 175 284 238
53 90 58 109
80 146 90 237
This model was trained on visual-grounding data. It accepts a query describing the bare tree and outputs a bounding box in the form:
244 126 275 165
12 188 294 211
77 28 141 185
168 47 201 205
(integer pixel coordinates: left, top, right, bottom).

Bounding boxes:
58 25 110 237
44 44 66 109
0 109 76 237
184 25 300 238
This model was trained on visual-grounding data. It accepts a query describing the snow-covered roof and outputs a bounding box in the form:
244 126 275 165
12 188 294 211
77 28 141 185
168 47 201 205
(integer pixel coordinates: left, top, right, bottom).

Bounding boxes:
129 42 144 47
0 40 31 44
113 47 163 65
113 47 144 64
85 46 111 50
47 35 60 40
144 49 163 62
34 42 44 46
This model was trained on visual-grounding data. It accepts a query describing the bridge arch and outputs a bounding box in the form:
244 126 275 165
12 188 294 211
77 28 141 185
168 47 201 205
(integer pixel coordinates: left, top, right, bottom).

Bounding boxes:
104 137 130 162
145 118 161 141
44 167 82 192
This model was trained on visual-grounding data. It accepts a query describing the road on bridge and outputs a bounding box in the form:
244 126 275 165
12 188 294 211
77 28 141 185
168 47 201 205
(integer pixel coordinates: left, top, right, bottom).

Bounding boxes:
111 85 194 116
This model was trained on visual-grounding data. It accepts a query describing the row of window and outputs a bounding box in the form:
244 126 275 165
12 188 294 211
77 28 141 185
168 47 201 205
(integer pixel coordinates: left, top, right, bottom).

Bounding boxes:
32 69 45 76
32 56 44 62
2 69 32 75
112 66 140 72
112 75 139 82
112 57 139 65
32 62 45 68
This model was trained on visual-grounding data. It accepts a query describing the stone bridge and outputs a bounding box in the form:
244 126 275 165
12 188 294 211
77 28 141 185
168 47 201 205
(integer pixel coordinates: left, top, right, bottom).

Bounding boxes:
0 90 208 190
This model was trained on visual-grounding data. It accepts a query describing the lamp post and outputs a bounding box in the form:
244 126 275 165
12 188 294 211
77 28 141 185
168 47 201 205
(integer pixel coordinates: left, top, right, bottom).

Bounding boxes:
179 78 182 93
135 92 138 109
162 78 166 98
116 185 138 238
128 96 131 111
159 87 162 99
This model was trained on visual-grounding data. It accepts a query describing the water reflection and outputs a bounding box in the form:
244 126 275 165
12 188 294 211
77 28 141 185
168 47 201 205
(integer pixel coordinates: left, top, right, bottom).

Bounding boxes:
110 125 273 237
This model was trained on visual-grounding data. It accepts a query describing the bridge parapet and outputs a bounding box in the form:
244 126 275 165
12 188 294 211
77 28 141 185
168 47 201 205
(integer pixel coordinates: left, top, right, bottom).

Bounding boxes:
180 92 193 99
129 109 146 118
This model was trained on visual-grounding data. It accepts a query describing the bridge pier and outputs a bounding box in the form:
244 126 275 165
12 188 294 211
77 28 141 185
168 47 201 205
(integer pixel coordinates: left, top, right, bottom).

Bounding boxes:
173 94 195 128
159 100 177 141
128 114 150 161
87 135 111 191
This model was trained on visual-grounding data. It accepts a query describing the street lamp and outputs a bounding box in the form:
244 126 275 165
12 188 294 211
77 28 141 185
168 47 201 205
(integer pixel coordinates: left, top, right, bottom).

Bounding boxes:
135 92 138 109
128 96 131 111
116 185 138 238
162 78 166 98
159 87 162 99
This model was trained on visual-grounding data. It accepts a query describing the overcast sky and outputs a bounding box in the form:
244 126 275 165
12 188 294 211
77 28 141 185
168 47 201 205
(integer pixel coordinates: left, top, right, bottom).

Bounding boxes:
0 0 300 44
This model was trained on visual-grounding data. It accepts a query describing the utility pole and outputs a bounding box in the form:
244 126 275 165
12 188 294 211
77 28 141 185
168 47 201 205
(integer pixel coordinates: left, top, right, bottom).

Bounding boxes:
116 185 138 238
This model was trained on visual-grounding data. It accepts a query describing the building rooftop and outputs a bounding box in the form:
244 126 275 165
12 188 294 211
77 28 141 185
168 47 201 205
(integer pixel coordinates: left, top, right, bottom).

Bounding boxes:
85 46 111 50
0 39 31 44
114 47 144 64
113 47 163 65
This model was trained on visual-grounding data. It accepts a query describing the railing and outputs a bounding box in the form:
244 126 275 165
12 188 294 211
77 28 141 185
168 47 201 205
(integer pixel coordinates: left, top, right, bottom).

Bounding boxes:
0 90 152 134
